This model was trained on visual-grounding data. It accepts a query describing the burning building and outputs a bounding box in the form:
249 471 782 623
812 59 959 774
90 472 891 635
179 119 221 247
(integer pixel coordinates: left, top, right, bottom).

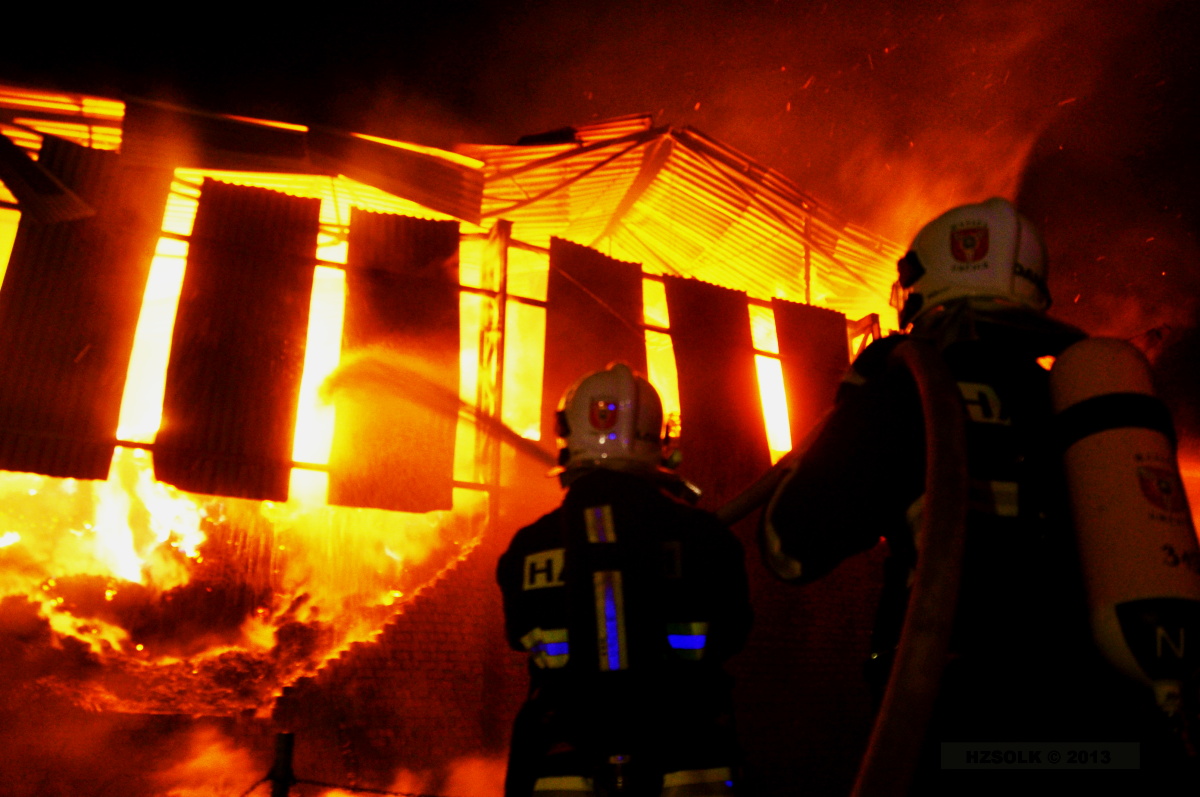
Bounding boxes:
0 84 904 795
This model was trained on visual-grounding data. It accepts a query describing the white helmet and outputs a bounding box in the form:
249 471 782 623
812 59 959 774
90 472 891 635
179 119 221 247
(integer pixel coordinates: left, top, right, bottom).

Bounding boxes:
555 362 666 475
890 197 1050 328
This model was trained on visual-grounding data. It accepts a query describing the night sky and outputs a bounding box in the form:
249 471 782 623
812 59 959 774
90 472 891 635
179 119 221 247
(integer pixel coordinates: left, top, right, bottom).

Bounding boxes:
4 0 1199 432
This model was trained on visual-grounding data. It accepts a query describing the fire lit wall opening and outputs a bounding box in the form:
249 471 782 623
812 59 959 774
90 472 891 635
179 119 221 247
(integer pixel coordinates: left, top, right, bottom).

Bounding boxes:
0 87 912 748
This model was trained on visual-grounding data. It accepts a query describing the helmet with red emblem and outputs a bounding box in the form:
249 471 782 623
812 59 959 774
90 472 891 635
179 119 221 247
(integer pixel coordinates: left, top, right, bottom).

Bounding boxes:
890 197 1051 328
554 362 667 477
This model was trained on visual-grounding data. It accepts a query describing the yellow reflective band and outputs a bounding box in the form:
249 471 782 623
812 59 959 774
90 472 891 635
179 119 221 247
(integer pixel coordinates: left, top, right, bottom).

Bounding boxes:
534 776 594 792
520 627 570 669
520 627 569 648
593 570 628 671
663 767 733 787
584 504 617 543
967 479 1020 517
988 480 1019 517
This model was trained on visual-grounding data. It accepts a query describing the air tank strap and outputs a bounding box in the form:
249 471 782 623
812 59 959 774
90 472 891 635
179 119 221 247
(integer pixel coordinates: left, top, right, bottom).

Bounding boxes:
1056 392 1176 449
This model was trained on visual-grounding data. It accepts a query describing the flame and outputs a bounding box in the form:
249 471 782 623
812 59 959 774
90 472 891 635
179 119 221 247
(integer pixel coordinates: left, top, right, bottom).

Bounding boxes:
0 208 18 285
286 193 350 504
0 437 490 714
11 117 121 151
116 238 188 443
503 298 547 440
151 726 264 797
0 86 124 121
290 265 347 492
225 114 309 133
0 138 848 725
301 755 505 797
352 130 485 170
643 278 670 329
439 756 507 797
642 278 684 435
755 356 792 464
748 304 793 462
0 447 205 658
645 330 681 435
0 165 504 716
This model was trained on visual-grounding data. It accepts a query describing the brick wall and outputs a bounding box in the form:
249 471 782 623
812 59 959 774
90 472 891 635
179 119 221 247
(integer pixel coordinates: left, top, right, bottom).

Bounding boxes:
272 512 528 792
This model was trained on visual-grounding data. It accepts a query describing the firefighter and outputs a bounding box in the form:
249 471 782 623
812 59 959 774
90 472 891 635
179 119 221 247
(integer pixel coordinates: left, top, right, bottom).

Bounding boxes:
498 362 752 797
761 198 1199 787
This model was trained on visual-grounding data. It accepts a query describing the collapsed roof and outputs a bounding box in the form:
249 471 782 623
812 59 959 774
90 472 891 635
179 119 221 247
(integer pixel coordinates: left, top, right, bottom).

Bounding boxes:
0 86 901 324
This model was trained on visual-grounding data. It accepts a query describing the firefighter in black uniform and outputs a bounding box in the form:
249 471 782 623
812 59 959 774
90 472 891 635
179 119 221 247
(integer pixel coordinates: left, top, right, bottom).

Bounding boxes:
761 198 1200 788
499 362 752 797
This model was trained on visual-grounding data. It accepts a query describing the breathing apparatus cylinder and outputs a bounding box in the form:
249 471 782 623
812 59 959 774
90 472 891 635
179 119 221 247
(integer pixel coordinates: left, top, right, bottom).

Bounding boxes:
1050 337 1200 713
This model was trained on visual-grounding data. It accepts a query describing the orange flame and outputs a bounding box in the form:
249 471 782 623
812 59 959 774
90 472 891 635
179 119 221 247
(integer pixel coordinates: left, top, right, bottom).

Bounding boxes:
0 166 501 716
0 145 824 721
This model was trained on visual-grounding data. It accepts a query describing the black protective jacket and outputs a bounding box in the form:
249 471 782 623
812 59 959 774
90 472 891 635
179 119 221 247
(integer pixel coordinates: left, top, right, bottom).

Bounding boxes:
763 305 1197 786
498 467 752 791
766 306 1088 636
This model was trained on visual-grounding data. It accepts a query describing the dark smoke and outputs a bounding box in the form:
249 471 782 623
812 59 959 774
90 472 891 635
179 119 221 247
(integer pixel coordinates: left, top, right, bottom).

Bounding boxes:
0 2 1185 230
8 1 1194 338
1015 1 1200 443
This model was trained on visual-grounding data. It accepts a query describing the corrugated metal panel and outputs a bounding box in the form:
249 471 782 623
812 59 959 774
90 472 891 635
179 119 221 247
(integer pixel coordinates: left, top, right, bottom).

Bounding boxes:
153 181 320 500
469 125 900 323
470 130 659 247
327 210 461 512
663 275 769 510
559 143 647 245
457 140 576 175
122 99 311 172
772 299 849 444
0 123 44 157
574 114 653 144
0 130 94 222
611 142 750 271
171 169 461 224
540 238 646 445
585 136 676 249
0 86 124 123
4 83 898 320
478 141 572 216
0 136 171 478
664 131 900 318
116 98 488 227
0 86 124 151
688 202 807 299
308 129 483 226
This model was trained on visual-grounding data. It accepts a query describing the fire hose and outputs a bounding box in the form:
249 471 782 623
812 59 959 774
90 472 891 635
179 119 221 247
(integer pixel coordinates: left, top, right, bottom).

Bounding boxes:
717 339 969 797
